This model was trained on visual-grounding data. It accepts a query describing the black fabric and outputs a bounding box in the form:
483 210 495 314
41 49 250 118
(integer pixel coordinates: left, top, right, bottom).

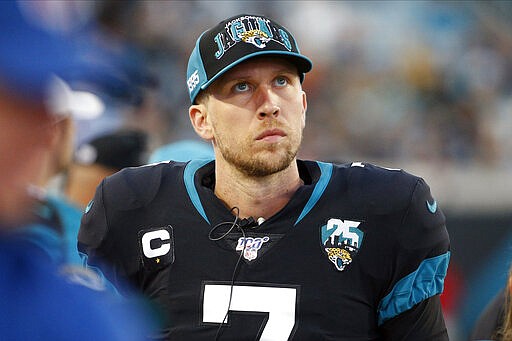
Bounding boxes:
381 295 448 341
78 160 450 340
79 129 148 170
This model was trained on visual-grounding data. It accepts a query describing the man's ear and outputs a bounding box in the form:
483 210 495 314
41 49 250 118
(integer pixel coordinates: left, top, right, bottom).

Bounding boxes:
189 104 213 140
301 91 307 128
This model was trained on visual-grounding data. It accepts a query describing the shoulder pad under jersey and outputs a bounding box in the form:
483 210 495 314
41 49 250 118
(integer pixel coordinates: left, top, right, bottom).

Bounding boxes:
341 162 420 215
102 162 185 210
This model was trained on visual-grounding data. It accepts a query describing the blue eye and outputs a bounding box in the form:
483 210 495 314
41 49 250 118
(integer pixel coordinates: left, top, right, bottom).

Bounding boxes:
275 76 288 86
234 82 249 92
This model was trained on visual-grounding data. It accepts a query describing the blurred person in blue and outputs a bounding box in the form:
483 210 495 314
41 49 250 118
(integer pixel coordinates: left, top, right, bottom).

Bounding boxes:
79 13 450 340
10 0 156 269
0 1 155 339
20 118 150 267
148 139 214 163
21 75 152 267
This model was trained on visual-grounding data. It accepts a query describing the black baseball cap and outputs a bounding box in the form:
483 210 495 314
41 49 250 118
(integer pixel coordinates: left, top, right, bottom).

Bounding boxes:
186 14 312 103
74 130 148 170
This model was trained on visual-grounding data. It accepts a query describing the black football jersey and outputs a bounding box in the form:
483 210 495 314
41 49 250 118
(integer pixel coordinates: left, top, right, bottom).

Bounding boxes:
78 160 450 340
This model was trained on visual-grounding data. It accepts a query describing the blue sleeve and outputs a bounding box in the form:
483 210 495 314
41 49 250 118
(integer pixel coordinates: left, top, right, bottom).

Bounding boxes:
0 236 156 340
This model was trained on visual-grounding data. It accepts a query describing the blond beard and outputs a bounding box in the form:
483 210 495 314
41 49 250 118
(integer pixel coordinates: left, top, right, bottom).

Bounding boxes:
216 133 302 177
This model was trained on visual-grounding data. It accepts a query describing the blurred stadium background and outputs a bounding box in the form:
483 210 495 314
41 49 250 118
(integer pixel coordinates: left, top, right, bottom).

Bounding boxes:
43 1 512 340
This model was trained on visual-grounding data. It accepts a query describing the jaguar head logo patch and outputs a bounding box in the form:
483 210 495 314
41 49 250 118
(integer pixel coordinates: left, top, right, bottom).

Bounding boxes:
321 218 364 271
240 29 271 48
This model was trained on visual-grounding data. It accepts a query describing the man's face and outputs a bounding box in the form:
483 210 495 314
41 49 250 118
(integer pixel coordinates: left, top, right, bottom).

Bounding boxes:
200 57 307 177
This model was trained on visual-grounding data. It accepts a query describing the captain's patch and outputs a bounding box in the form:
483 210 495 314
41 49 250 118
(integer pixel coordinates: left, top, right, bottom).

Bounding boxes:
138 225 174 270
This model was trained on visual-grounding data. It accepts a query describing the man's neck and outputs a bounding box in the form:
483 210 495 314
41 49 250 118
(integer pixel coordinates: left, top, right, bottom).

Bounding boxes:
213 160 303 220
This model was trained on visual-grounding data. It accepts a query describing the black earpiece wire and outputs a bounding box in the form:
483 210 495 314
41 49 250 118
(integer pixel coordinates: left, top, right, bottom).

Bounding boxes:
208 207 248 340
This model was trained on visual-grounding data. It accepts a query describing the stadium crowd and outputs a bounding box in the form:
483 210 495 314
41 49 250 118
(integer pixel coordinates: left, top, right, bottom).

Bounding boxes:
91 1 512 170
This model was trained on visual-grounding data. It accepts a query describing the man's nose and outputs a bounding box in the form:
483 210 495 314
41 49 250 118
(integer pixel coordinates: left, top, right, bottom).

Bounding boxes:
255 86 280 119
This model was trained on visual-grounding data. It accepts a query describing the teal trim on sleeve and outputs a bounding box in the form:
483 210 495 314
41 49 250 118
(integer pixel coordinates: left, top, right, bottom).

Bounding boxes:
377 251 450 325
46 195 84 265
79 251 121 296
294 161 332 226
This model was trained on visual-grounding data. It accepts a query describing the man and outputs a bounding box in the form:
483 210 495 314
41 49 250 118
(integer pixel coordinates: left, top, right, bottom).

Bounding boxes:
20 125 149 266
79 14 450 340
67 129 149 208
65 129 149 264
13 91 79 264
18 41 154 267
0 1 153 339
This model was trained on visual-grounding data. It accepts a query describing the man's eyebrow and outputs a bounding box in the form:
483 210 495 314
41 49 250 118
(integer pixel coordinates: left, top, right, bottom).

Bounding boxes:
226 68 298 80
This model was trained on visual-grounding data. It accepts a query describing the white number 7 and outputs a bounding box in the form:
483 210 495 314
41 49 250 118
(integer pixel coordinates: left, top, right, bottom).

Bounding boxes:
203 284 298 340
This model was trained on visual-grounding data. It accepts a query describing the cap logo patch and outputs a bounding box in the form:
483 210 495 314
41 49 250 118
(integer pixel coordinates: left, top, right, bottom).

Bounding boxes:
241 29 271 48
213 15 292 59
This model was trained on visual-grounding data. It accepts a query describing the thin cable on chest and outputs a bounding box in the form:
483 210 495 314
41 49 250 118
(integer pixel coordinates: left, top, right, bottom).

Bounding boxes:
208 207 248 341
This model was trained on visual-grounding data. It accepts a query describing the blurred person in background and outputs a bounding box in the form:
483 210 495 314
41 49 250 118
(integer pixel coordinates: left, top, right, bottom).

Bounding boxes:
16 13 157 267
0 1 155 339
68 129 149 209
19 122 149 266
79 13 450 340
